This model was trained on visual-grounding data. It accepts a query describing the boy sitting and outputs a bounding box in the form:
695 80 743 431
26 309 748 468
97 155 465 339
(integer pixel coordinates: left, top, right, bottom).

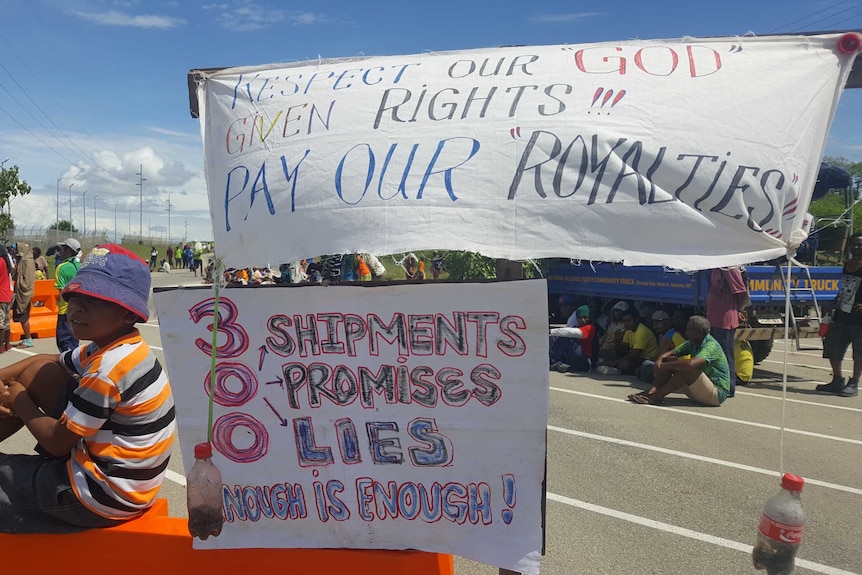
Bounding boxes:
0 244 176 533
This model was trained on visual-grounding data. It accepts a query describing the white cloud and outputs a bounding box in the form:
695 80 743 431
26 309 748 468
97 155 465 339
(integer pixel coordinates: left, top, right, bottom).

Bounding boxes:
528 12 604 24
3 129 212 242
73 10 186 29
202 1 329 31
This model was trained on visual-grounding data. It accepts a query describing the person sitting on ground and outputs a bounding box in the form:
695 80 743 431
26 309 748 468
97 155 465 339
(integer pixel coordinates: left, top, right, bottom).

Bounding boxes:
596 300 629 366
637 310 686 383
549 301 596 373
158 258 171 273
0 244 176 533
628 315 730 406
601 308 658 376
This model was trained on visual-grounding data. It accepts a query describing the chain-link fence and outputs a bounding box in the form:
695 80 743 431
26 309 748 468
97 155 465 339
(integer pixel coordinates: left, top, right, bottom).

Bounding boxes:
5 225 182 252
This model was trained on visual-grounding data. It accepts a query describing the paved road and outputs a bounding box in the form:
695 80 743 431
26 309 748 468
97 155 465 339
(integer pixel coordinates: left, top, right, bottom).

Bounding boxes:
1 269 859 574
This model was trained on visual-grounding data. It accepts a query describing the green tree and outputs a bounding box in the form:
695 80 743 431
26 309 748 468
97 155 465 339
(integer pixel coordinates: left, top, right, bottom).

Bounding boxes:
440 251 497 280
0 164 31 238
49 220 78 233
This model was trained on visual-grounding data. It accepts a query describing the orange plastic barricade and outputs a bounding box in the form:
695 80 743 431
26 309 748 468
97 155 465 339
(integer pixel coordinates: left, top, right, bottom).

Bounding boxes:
0 498 455 575
11 279 57 341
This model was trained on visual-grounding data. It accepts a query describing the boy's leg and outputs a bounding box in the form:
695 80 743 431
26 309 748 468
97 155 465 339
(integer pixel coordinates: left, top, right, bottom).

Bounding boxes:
0 359 71 444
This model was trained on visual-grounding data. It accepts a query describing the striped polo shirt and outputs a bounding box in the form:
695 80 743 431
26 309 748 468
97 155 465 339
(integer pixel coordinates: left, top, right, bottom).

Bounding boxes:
59 330 176 519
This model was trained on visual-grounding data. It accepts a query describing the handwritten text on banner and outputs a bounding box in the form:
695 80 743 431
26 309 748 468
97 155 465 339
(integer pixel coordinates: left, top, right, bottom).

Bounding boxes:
196 34 856 269
153 280 549 574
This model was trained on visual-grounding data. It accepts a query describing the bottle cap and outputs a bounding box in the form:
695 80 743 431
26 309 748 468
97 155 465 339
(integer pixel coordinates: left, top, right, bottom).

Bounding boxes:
781 473 804 492
194 442 213 459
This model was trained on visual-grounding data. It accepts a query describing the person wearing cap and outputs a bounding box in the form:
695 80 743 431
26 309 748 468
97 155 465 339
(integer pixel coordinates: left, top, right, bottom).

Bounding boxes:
51 238 82 353
0 244 176 533
549 301 596 373
628 315 730 406
11 242 36 348
636 310 687 383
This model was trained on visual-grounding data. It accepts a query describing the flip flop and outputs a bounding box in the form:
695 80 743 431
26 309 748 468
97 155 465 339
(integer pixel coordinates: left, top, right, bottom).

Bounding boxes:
632 393 663 405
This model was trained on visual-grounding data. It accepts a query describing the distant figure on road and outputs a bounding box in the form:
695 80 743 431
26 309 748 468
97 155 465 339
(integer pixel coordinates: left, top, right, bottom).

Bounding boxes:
628 315 730 406
48 238 82 353
818 232 862 398
706 266 750 397
149 246 158 271
11 242 35 348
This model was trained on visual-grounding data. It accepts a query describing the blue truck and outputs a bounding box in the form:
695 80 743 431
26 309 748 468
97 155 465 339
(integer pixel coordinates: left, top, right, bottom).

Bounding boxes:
547 262 843 363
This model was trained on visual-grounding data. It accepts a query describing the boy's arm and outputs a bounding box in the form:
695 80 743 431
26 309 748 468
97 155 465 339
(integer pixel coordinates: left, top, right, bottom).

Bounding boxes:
2 382 81 456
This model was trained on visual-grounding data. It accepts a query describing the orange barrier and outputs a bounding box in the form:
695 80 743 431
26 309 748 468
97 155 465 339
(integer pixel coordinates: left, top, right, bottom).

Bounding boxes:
0 498 455 575
11 279 57 341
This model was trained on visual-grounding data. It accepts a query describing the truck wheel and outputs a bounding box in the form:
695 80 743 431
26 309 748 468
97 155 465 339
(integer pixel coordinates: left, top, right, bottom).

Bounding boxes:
749 339 774 364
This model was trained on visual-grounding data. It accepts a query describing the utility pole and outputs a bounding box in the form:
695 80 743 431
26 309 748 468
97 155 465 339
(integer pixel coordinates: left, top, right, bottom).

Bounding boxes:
56 177 61 229
128 209 132 236
82 190 87 237
68 183 74 230
114 203 118 243
93 194 99 236
167 193 172 246
136 165 146 238
184 218 188 240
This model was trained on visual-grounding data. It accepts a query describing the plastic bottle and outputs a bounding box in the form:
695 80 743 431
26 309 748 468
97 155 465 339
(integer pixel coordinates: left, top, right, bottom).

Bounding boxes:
752 473 805 575
186 442 224 540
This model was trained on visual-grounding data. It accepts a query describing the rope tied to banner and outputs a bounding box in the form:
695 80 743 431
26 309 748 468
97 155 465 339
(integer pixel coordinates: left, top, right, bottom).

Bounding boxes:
206 257 226 443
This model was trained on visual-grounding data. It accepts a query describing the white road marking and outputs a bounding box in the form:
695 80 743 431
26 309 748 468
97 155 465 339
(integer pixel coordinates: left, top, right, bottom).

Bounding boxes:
165 469 187 486
734 390 862 414
547 425 862 495
547 492 859 575
550 387 862 446
759 358 831 372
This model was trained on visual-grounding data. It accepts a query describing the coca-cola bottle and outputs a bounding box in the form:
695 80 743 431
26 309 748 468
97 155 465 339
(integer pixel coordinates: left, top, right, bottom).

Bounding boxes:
752 473 805 575
186 442 224 540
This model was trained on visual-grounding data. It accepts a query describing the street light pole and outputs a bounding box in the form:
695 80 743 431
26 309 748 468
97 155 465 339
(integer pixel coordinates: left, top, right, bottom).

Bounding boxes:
93 194 99 237
56 178 61 230
68 183 74 231
167 193 172 246
82 190 87 237
136 165 146 238
114 203 118 243
128 209 132 236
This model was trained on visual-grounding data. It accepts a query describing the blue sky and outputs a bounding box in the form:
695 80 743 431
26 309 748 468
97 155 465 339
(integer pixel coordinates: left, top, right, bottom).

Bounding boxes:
0 0 860 243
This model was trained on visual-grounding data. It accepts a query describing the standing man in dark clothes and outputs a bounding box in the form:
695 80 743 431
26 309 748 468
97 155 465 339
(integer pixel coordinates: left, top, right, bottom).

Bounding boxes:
819 233 862 397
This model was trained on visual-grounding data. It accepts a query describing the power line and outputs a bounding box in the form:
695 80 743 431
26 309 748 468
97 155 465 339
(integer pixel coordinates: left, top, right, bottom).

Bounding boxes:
767 0 857 33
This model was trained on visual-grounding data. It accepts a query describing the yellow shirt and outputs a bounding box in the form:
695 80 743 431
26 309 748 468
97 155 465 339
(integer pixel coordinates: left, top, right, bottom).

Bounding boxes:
623 322 659 361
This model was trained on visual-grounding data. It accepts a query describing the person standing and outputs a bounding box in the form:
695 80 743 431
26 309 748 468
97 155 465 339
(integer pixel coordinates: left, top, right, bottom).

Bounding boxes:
32 247 49 279
0 245 12 353
51 238 82 353
706 266 750 397
818 233 862 398
11 242 35 348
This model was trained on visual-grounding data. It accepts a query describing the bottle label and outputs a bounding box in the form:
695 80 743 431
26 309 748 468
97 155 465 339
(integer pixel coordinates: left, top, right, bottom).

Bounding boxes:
759 514 803 544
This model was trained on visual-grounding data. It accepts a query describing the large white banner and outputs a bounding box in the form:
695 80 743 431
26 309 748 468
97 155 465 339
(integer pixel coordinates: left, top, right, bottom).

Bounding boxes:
196 33 858 270
154 280 549 574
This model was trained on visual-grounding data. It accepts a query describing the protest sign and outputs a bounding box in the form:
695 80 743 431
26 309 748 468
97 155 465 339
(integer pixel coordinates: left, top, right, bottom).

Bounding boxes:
193 33 857 270
154 280 549 574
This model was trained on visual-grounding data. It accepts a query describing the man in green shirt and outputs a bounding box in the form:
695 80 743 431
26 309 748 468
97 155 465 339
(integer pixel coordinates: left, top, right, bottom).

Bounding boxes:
50 238 82 352
627 315 730 406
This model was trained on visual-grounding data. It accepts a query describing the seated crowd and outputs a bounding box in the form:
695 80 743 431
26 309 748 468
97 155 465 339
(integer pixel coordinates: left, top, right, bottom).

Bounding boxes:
549 296 751 408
